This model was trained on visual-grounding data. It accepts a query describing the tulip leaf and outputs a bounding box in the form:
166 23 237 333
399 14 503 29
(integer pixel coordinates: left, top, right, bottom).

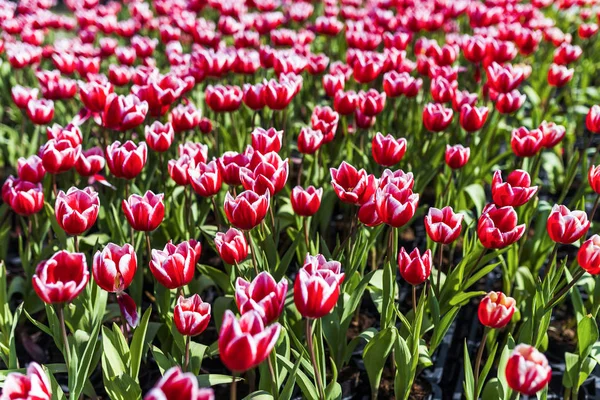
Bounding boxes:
8 304 22 369
562 352 579 389
243 390 273 400
393 334 411 400
130 306 152 382
463 340 475 400
449 291 486 307
197 374 243 387
463 183 486 217
363 326 397 398
150 345 177 375
276 353 318 400
482 378 503 400
278 352 301 400
578 315 599 359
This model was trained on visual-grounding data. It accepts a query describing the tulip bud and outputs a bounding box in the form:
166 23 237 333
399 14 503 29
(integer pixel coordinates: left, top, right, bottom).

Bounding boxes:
76 147 105 177
93 243 137 293
297 127 324 155
174 294 211 337
33 250 89 304
371 132 407 167
4 178 44 216
40 139 81 174
11 85 39 109
578 235 600 275
294 254 344 319
547 63 573 87
26 99 54 125
494 89 526 114
55 187 100 235
397 248 431 286
145 121 174 153
106 140 148 179
205 84 243 112
423 103 453 132
218 310 281 372
215 228 249 265
235 272 287 324
445 144 470 169
424 206 463 244
333 90 358 115
17 155 46 183
144 367 214 400
459 104 488 132
586 105 600 133
251 127 283 153
478 291 516 329
510 127 543 157
168 155 194 186
491 170 538 207
547 204 589 244
149 241 195 289
189 160 222 197
330 161 377 205
291 186 323 217
0 363 51 400
122 191 165 232
505 344 551 396
477 204 525 249
224 190 270 230
311 106 339 144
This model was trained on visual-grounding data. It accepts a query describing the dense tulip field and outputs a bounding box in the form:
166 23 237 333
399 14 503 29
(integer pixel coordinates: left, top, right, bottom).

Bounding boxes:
3 0 600 399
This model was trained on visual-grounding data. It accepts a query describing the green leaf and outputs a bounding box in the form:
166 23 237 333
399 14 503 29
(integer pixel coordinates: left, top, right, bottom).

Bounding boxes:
150 346 177 374
197 374 242 387
363 327 397 398
394 335 411 400
276 353 318 400
8 304 22 369
279 353 302 400
562 352 579 388
578 315 599 359
449 291 487 307
243 391 273 400
130 307 152 381
463 341 474 400
464 183 486 216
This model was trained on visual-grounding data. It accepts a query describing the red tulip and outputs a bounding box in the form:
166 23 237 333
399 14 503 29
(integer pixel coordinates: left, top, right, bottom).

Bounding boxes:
106 140 147 179
424 206 463 244
32 250 89 304
214 228 249 265
586 105 600 133
491 170 538 207
358 89 386 117
55 187 100 235
236 272 287 324
462 35 487 63
430 76 456 103
352 54 384 83
445 144 470 169
311 106 339 144
218 150 252 186
539 121 565 148
459 104 488 132
322 73 345 97
40 139 81 174
79 81 113 112
333 90 358 115
589 165 600 194
11 85 39 109
108 65 133 86
297 127 324 155
46 124 83 147
17 155 45 183
144 367 214 400
358 196 383 227
294 254 344 319
179 142 208 165
0 363 51 400
174 294 211 337
122 191 165 232
511 127 543 157
224 190 270 230
76 147 105 177
3 177 44 216
379 169 415 191
371 132 407 167
102 93 148 131
505 344 551 396
383 71 422 98
189 160 222 197
242 83 266 110
170 103 202 133
578 235 600 274
579 23 599 39
240 151 289 196
251 127 283 154
423 103 453 132
477 204 525 249
547 204 590 244
26 99 54 125
452 91 478 112
398 248 431 286
205 84 243 112
330 161 377 205
486 62 524 93
478 291 516 329
150 241 196 289
494 89 526 114
168 155 194 186
93 242 137 294
291 186 323 217
145 121 174 153
375 177 420 224
547 63 573 87
553 43 581 65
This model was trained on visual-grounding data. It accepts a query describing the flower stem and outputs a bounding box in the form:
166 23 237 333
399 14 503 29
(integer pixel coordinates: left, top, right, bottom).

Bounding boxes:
412 285 417 316
303 217 310 250
306 319 325 400
211 196 222 231
436 244 444 297
542 243 559 280
145 231 152 265
56 304 71 369
590 194 600 222
544 268 586 312
246 230 259 275
473 328 489 399
230 373 237 400
74 235 79 253
267 352 279 399
184 335 190 372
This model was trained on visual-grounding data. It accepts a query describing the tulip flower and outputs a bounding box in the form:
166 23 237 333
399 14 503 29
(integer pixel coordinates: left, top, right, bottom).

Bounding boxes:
357 89 386 117
40 139 81 174
11 85 39 109
93 243 137 293
494 90 526 114
311 106 339 144
578 235 600 275
297 127 324 155
46 124 82 147
251 127 283 154
539 121 565 148
333 90 358 115
322 73 345 97
375 183 419 228
218 150 251 186
144 366 214 400
106 140 148 180
383 71 422 98
218 310 281 372
424 207 463 244
215 228 249 265
189 160 222 197
291 186 323 217
32 250 89 304
55 187 100 236
79 81 113 112
0 363 51 400
3 177 44 216
17 155 45 183
398 248 431 286
224 190 270 230
587 105 600 133
145 121 174 153
371 133 407 167
174 294 211 337
240 152 289 196
430 76 456 103
510 127 543 157
235 272 287 324
589 165 600 194
491 170 538 207
505 344 552 396
423 103 453 132
452 91 478 112
486 62 524 93
478 291 516 329
546 204 589 244
149 241 196 290
459 105 488 132
445 145 470 169
547 63 573 87
477 204 525 249
205 84 243 112
180 142 209 165
330 161 377 205
26 99 54 125
243 83 267 110
358 197 383 227
168 155 194 186
170 103 202 133
294 254 344 319
122 191 165 232
76 147 105 177
102 93 148 131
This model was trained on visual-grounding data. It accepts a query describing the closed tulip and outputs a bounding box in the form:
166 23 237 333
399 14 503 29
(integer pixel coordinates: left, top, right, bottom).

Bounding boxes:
297 127 324 155
330 161 377 205
149 241 195 289
215 228 249 264
106 140 147 179
55 187 100 235
478 291 516 329
578 235 600 274
587 105 600 133
32 250 89 304
424 206 463 244
398 248 431 286
423 103 453 132
494 90 526 114
358 89 386 117
145 121 174 153
0 363 51 400
224 190 270 230
76 147 105 177
179 142 208 165
477 204 525 249
174 294 211 337
17 155 45 183
26 99 54 125
371 132 407 167
333 90 358 115
11 85 39 109
445 145 470 169
291 186 322 217
218 310 281 372
251 127 283 153
459 104 488 132
240 152 289 196
168 155 194 186
122 191 165 232
93 243 137 293
235 272 287 324
205 84 243 112
40 139 81 174
511 127 543 157
144 367 214 400
311 106 339 144
546 204 589 244
375 183 419 228
294 254 345 319
491 170 538 207
539 121 565 148
102 93 148 131
79 81 113 112
505 344 551 396
589 165 600 194
218 150 251 186
4 178 44 216
170 103 202 133
547 63 573 87
189 160 222 197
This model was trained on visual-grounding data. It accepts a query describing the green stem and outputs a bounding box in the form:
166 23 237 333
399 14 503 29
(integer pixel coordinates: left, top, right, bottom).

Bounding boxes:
306 319 325 400
246 230 259 275
184 335 190 372
56 304 71 369
473 328 489 399
544 268 586 312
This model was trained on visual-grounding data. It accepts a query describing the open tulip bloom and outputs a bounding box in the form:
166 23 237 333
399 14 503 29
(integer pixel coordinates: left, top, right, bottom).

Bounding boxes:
5 1 600 398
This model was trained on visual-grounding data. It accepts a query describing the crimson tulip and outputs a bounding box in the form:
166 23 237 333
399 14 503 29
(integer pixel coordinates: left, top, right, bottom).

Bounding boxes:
145 121 174 153
26 99 54 124
122 191 165 232
398 248 431 286
55 187 100 235
477 204 525 249
478 291 516 329
168 155 194 186
215 228 249 265
170 103 202 133
224 190 270 230
331 162 377 206
291 186 323 217
179 142 208 165
40 139 81 174
578 235 600 275
174 294 211 337
92 243 137 293
144 367 214 400
205 84 243 112
102 93 148 131
371 132 407 167
459 104 488 132
424 206 463 245
357 89 386 117
189 160 222 197
445 145 470 169
243 83 267 110
547 64 573 87
494 90 526 114
333 90 358 115
251 127 283 154
33 250 89 304
589 165 600 194
17 155 45 183
294 254 344 319
3 177 44 216
218 150 251 186
0 363 51 400
76 147 105 177
423 103 453 132
375 183 419 228
106 140 147 179
46 124 82 147
297 127 324 155
11 85 39 109
586 105 600 133
311 106 339 144
539 121 565 148
546 204 589 244
505 345 551 396
149 241 196 289
235 272 287 324
79 81 113 112
491 170 538 207
511 127 543 157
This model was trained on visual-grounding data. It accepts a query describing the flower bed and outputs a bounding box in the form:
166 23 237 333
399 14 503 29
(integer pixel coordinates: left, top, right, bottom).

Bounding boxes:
0 0 600 399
